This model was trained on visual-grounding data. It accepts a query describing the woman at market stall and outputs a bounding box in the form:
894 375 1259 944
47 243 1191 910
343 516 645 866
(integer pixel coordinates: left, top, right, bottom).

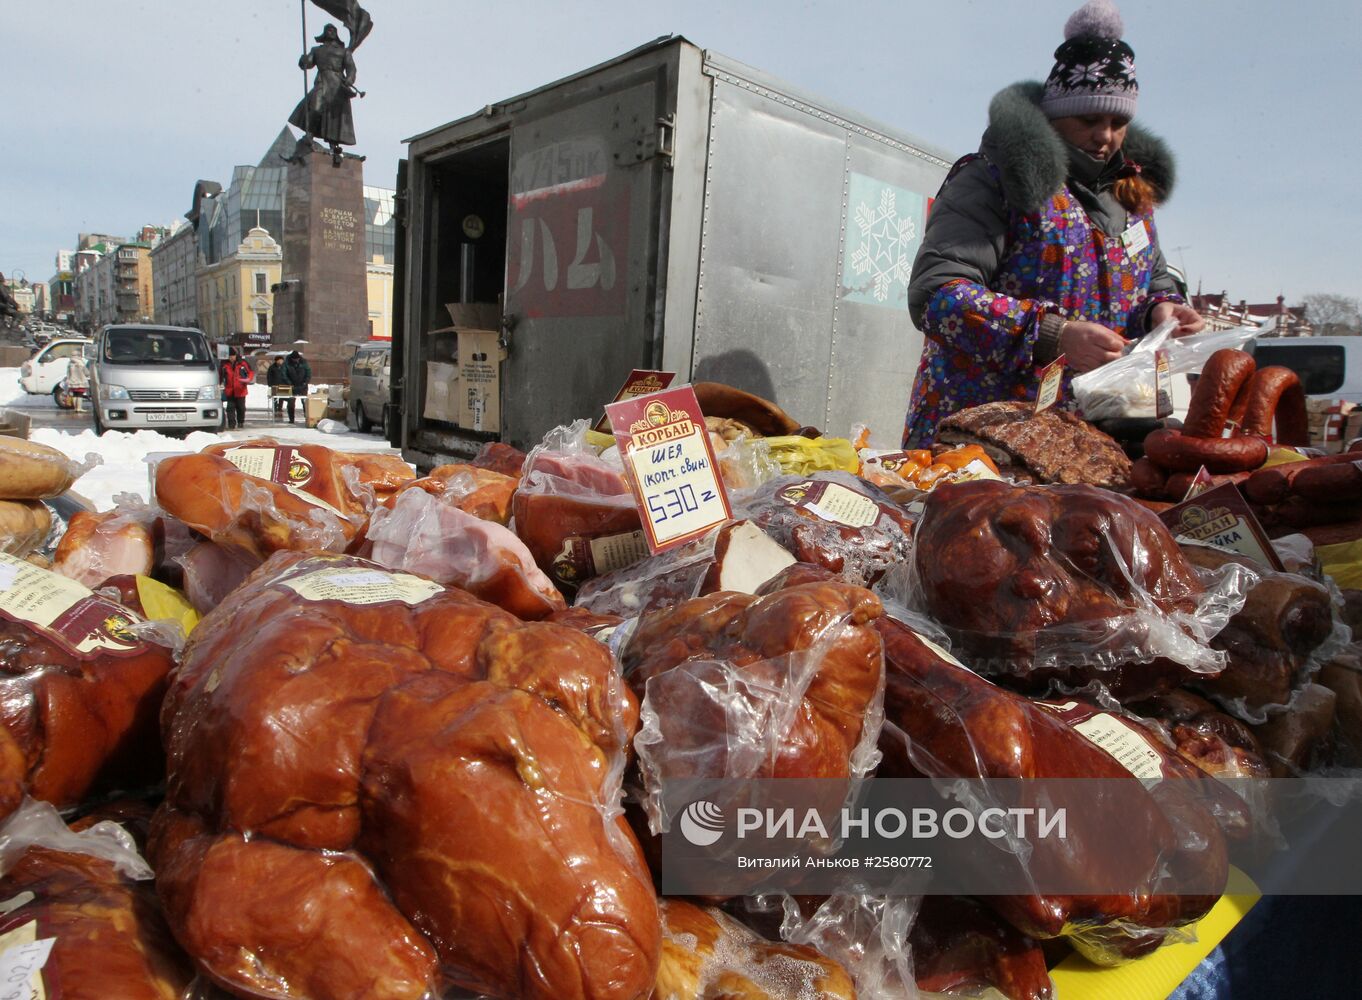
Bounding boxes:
902 0 1204 447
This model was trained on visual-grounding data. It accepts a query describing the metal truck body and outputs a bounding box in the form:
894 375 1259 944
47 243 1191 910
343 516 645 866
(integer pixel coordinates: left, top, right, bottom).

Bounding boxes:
395 36 952 468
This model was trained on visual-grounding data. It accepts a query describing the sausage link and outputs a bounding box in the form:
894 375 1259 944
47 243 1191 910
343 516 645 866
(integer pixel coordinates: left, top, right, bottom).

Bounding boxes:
1240 367 1309 446
1183 349 1257 438
1291 459 1362 502
1144 428 1269 474
1244 452 1362 505
1129 457 1168 498
1271 495 1362 529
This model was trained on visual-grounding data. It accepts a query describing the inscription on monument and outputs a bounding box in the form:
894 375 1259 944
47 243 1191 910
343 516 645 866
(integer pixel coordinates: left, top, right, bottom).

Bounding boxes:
321 207 358 252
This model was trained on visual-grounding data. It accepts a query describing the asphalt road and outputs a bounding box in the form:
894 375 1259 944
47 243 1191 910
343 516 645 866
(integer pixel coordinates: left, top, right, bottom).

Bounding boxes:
4 394 307 435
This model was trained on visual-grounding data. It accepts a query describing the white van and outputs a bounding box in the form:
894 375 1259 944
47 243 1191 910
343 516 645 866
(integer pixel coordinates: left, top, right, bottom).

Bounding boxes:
19 339 93 397
1248 336 1362 403
88 324 223 434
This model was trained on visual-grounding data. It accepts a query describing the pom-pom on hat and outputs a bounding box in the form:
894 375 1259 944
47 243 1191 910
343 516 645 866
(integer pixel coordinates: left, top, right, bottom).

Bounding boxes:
1040 0 1138 120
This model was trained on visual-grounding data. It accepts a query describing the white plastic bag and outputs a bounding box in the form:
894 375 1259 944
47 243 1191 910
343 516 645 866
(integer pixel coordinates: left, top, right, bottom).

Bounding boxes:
1073 321 1260 421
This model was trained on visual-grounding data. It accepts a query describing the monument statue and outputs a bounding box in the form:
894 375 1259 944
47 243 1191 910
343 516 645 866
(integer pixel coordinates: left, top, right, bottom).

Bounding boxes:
308 0 373 51
288 22 360 165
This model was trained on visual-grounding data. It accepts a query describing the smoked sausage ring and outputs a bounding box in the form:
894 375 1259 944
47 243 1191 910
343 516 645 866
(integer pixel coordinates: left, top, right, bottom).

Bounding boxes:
1144 428 1268 474
1240 367 1309 446
1183 350 1257 438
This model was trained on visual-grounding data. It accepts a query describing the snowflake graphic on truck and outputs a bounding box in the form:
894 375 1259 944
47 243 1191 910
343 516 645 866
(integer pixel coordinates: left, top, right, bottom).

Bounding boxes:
841 174 925 311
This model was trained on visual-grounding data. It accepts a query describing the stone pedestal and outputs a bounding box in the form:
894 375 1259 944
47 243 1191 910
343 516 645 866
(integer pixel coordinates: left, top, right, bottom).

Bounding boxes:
272 144 368 381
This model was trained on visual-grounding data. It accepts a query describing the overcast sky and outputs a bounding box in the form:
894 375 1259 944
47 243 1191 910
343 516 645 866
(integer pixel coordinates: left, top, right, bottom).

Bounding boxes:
4 0 1358 305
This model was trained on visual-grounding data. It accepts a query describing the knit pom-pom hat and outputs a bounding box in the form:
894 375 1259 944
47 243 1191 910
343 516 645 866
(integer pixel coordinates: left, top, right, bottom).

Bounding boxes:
1040 0 1138 120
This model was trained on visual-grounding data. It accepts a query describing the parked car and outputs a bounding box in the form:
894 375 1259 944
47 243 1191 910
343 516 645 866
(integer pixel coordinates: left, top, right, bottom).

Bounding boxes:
19 338 92 395
346 341 391 433
1248 336 1362 403
88 324 223 434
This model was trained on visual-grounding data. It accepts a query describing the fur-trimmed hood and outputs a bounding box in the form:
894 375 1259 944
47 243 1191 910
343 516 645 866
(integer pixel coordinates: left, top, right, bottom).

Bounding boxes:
980 81 1175 213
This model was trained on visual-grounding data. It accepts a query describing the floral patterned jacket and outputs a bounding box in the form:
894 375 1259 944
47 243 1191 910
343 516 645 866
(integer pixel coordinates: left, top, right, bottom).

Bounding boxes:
902 83 1184 446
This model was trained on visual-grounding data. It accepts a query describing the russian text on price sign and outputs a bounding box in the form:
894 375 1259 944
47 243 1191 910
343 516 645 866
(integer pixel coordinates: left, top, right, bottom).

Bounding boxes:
606 385 732 553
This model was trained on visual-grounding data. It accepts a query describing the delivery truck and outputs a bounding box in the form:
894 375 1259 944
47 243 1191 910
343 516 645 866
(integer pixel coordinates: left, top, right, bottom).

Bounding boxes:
392 36 952 468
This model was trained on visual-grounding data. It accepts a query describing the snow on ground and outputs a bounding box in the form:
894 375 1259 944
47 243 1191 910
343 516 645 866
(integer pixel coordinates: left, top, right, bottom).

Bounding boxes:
2 367 407 512
0 366 57 410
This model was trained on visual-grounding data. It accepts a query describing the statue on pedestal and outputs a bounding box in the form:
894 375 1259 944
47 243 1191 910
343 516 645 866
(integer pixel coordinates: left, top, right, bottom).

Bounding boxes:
288 2 372 165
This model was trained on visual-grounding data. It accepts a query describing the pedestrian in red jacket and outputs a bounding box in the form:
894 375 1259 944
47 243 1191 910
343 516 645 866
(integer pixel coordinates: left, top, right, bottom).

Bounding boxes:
220 349 254 430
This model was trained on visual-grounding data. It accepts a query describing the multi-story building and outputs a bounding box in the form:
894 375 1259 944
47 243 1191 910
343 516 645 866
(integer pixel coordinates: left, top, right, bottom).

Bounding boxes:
150 222 199 327
79 242 153 328
364 185 395 340
48 250 76 322
196 226 283 348
1191 292 1312 337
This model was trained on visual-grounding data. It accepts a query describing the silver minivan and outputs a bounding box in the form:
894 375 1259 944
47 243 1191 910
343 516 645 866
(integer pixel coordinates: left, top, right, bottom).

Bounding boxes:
346 341 391 433
89 324 222 434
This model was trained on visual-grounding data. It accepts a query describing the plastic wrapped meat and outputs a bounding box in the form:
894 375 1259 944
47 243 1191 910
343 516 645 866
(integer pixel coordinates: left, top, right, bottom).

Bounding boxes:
652 898 855 1000
623 581 884 831
154 551 658 1000
155 452 355 558
176 541 264 616
1179 544 1335 712
732 472 914 586
876 615 1235 963
512 424 648 594
385 462 518 524
201 439 413 520
909 479 1248 700
1130 689 1271 781
0 799 195 1000
52 507 155 589
471 440 528 478
910 896 1053 1000
574 520 795 617
151 812 439 1000
0 553 176 823
363 487 566 620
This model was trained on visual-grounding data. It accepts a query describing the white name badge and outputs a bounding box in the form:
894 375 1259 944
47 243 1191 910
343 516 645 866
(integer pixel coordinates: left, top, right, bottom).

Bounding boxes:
1121 220 1151 257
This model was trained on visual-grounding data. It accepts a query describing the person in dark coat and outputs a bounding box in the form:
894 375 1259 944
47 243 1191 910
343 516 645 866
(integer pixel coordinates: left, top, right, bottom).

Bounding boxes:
266 357 288 419
282 350 312 424
219 349 254 430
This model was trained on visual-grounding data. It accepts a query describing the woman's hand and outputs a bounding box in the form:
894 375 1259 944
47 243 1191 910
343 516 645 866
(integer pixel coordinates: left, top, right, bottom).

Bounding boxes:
1151 301 1205 336
1059 320 1128 373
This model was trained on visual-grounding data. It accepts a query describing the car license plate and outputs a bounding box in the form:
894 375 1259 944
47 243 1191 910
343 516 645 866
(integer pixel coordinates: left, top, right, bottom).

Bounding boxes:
145 412 188 422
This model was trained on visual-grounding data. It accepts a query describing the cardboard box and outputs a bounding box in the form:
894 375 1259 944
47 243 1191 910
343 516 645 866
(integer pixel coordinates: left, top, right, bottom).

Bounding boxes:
304 394 328 429
423 361 460 423
459 329 502 433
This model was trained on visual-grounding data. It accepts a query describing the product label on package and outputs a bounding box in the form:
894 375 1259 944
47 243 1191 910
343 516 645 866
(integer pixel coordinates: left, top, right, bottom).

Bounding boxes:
0 920 52 1000
778 480 879 528
1159 483 1285 571
1154 349 1174 418
280 567 443 607
1036 701 1163 787
221 446 346 517
551 530 651 587
0 553 147 660
1034 355 1066 413
594 370 676 433
606 386 732 553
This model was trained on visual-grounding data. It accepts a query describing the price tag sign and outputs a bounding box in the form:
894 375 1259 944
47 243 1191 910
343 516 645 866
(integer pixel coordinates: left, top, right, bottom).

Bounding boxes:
1182 465 1214 501
1034 355 1066 413
1159 482 1284 571
606 385 732 553
594 370 676 433
1154 348 1174 418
